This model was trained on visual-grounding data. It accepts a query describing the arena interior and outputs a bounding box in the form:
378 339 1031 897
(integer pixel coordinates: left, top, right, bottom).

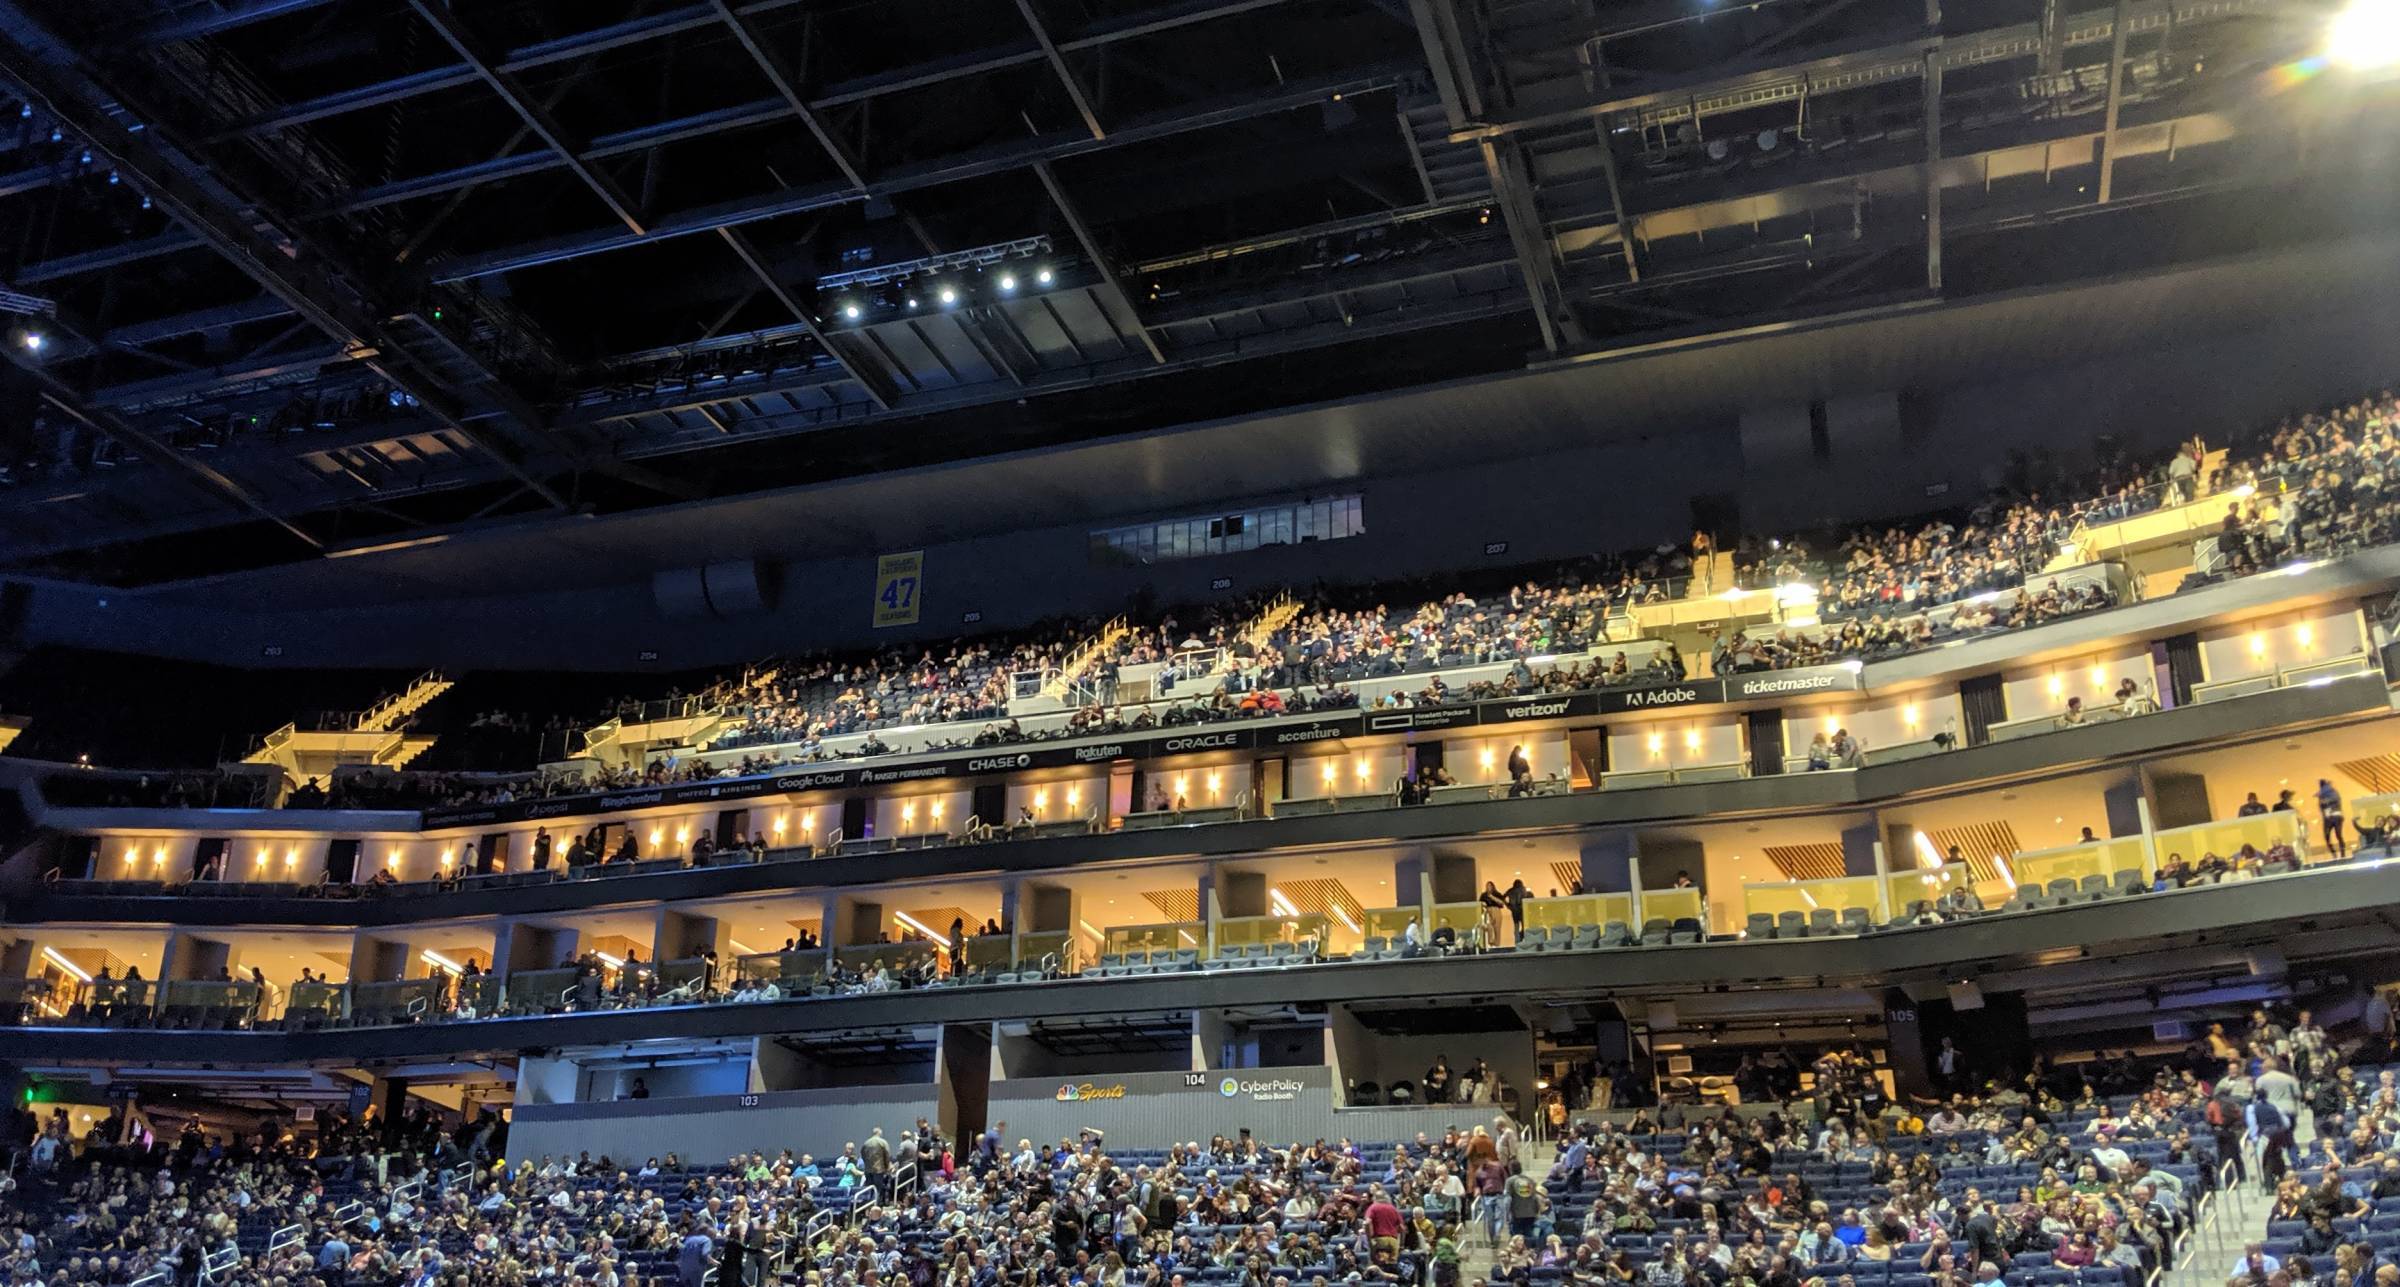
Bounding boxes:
0 1 2397 1287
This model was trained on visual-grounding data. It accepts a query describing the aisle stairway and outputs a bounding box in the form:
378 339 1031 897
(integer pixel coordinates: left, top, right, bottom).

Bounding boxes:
1458 1135 1555 1279
2161 1103 2315 1287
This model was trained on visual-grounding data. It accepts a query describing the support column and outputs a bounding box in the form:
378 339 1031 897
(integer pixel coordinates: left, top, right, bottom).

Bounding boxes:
1635 834 1703 893
2100 769 2146 840
2143 767 2215 830
1217 868 1266 919
1841 818 1883 878
1579 832 1636 893
839 897 889 947
656 909 732 962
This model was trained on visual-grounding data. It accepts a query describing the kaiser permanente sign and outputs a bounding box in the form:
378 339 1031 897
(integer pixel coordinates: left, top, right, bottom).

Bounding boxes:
423 665 1861 828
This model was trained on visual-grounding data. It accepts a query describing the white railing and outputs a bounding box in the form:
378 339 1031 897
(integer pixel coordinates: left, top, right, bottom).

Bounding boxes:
198 1243 240 1286
267 1222 304 1259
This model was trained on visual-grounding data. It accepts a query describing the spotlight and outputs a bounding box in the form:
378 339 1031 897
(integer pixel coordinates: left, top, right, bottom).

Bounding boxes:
20 331 44 353
1036 268 1054 286
106 170 119 185
997 273 1016 292
842 304 862 321
905 297 919 310
938 287 958 306
46 128 59 142
139 196 151 210
2329 0 2400 69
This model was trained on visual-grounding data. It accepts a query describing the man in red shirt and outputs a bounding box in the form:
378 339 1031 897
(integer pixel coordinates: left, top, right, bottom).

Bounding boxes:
1364 1186 1404 1262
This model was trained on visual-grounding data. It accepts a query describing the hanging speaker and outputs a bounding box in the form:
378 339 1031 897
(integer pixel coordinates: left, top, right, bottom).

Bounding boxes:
1646 1001 1679 1030
1946 980 1984 1011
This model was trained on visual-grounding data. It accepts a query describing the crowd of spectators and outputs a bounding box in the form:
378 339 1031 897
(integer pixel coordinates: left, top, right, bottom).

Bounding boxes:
13 1001 2400 1287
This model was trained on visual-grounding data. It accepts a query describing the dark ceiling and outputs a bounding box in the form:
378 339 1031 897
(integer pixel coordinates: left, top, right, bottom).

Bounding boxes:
0 0 2383 585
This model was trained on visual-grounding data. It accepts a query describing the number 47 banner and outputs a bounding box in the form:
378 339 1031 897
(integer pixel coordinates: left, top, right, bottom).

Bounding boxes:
872 550 924 628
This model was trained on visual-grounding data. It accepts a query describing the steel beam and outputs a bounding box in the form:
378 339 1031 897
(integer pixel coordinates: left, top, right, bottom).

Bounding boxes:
1411 0 1572 350
1016 0 1107 140
2096 0 2131 203
404 0 647 236
1033 161 1163 364
715 226 898 409
136 0 343 45
0 3 576 513
3 343 322 549
1923 46 1943 291
426 67 1398 285
1454 0 2267 140
213 0 1295 138
1578 36 1640 284
709 0 871 193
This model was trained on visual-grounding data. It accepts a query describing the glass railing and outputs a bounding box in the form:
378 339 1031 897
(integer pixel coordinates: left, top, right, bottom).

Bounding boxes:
158 980 262 1016
1882 863 1978 918
1014 930 1075 974
1103 921 1203 958
1522 892 1636 930
1213 912 1328 958
2152 810 2308 869
2008 832 2150 894
1639 886 1705 926
1361 906 1424 941
285 980 346 1025
833 941 938 975
1739 874 1884 925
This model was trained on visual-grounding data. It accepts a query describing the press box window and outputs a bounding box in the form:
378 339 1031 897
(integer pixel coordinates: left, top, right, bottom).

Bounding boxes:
1090 494 1362 565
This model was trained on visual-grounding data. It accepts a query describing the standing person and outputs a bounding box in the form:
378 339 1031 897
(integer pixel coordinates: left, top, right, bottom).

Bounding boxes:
1479 882 1509 948
1691 530 1715 594
2251 1056 2302 1189
862 1126 893 1201
1505 879 1530 942
2316 780 2348 859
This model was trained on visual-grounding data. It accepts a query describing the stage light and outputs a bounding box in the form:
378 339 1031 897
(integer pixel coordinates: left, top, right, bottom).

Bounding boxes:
19 331 44 353
905 297 919 310
842 304 862 320
2329 0 2400 69
938 287 958 306
997 273 1017 292
1036 268 1054 286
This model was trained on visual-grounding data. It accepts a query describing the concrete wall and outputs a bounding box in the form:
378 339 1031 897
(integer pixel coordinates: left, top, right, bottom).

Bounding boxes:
506 1085 937 1167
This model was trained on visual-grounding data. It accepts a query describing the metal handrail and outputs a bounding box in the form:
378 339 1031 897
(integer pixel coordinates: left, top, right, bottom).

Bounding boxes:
267 1222 304 1258
198 1243 240 1286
